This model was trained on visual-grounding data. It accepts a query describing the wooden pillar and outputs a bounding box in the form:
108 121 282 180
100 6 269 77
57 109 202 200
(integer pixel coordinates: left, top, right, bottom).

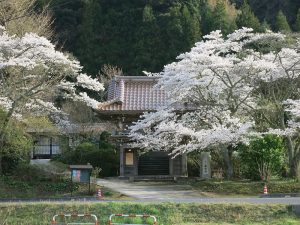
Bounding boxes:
50 137 53 157
134 149 138 176
119 145 125 177
169 156 174 176
182 153 188 176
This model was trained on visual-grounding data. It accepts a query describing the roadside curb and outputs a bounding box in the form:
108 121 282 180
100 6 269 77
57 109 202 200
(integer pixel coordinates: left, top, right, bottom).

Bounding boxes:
0 196 100 202
259 193 300 198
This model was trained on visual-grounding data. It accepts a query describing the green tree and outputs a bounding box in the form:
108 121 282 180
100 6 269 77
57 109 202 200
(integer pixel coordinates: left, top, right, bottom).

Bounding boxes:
134 5 164 73
233 0 300 30
275 10 291 32
211 0 236 35
0 109 32 174
236 0 262 32
261 20 271 31
46 0 84 51
181 5 201 49
239 135 285 181
143 4 155 22
75 0 103 75
201 1 214 35
294 8 300 32
50 0 204 75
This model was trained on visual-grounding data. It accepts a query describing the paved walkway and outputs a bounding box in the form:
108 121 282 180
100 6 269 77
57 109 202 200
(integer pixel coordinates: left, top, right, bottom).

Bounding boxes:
97 178 300 204
98 178 200 200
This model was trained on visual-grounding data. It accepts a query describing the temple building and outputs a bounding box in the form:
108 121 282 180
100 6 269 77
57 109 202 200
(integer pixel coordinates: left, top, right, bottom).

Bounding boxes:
97 76 188 178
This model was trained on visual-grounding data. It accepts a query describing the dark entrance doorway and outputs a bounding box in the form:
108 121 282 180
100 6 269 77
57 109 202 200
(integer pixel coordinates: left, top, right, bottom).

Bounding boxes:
138 151 169 175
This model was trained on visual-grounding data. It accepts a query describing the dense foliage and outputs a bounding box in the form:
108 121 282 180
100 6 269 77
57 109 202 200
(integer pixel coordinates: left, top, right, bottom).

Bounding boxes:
36 0 300 76
234 0 300 29
0 162 84 198
0 109 32 174
57 132 119 177
239 135 285 181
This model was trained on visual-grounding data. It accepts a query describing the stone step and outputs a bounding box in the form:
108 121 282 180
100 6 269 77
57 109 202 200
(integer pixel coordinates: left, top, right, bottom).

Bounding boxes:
132 175 176 181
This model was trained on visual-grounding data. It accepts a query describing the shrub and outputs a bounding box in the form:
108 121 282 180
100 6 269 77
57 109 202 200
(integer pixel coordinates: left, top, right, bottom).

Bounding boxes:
187 152 200 177
57 132 119 177
238 135 285 181
0 109 32 174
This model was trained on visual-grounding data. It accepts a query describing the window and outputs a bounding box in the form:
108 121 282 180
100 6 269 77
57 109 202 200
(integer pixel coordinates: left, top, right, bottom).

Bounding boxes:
125 149 134 165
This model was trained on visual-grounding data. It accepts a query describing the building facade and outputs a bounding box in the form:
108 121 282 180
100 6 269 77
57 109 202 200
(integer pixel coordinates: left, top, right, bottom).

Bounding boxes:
97 76 187 178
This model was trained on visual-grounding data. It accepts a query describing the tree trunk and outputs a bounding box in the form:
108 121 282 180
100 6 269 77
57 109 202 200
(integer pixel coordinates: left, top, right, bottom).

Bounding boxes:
290 150 300 178
284 135 300 178
285 136 295 176
222 146 233 179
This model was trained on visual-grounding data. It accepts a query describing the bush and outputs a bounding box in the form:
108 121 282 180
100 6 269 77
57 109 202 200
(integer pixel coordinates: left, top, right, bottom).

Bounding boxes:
57 132 119 177
0 109 32 174
187 152 200 177
12 162 67 182
238 135 285 181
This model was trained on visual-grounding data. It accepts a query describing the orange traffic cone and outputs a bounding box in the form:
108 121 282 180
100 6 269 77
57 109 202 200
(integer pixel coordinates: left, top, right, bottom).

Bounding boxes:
97 189 102 200
263 184 268 194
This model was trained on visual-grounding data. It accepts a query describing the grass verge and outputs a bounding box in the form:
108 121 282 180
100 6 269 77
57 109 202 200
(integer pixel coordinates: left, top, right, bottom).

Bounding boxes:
0 175 131 200
190 179 300 196
0 202 299 225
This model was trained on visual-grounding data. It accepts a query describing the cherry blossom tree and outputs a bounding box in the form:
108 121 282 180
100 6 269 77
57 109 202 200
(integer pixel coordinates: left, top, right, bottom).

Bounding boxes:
0 26 104 173
129 28 300 178
251 38 300 177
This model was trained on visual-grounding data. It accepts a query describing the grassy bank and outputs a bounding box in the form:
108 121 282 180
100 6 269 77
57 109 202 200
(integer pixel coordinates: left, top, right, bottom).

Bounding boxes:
0 175 130 200
0 202 299 225
191 179 300 196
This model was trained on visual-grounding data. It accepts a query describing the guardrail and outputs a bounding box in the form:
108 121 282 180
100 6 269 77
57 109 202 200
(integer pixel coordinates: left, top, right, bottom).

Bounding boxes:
51 213 98 225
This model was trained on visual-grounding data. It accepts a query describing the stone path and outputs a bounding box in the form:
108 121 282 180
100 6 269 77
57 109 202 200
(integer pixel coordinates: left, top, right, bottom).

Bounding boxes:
97 178 200 200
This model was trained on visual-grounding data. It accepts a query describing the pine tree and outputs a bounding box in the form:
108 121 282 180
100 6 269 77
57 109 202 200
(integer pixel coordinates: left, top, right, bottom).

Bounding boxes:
236 0 261 32
181 5 201 48
75 0 104 74
261 20 271 31
143 4 155 22
201 1 214 35
275 10 291 33
294 8 300 32
211 0 236 35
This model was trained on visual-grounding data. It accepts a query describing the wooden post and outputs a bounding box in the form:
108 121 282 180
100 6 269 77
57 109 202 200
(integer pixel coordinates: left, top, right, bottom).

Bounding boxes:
134 149 138 176
70 170 73 197
120 146 125 177
88 171 91 194
50 137 53 157
169 157 174 176
182 153 188 176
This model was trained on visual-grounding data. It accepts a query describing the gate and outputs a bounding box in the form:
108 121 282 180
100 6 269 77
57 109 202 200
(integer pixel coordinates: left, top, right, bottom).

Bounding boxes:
138 151 169 175
108 214 157 225
51 213 98 225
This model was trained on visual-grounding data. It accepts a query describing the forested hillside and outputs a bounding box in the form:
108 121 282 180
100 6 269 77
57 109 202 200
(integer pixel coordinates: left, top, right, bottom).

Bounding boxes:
233 0 300 27
38 0 300 75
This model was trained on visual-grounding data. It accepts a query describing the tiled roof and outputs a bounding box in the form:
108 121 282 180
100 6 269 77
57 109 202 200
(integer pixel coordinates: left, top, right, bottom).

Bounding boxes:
97 76 167 113
27 123 118 134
